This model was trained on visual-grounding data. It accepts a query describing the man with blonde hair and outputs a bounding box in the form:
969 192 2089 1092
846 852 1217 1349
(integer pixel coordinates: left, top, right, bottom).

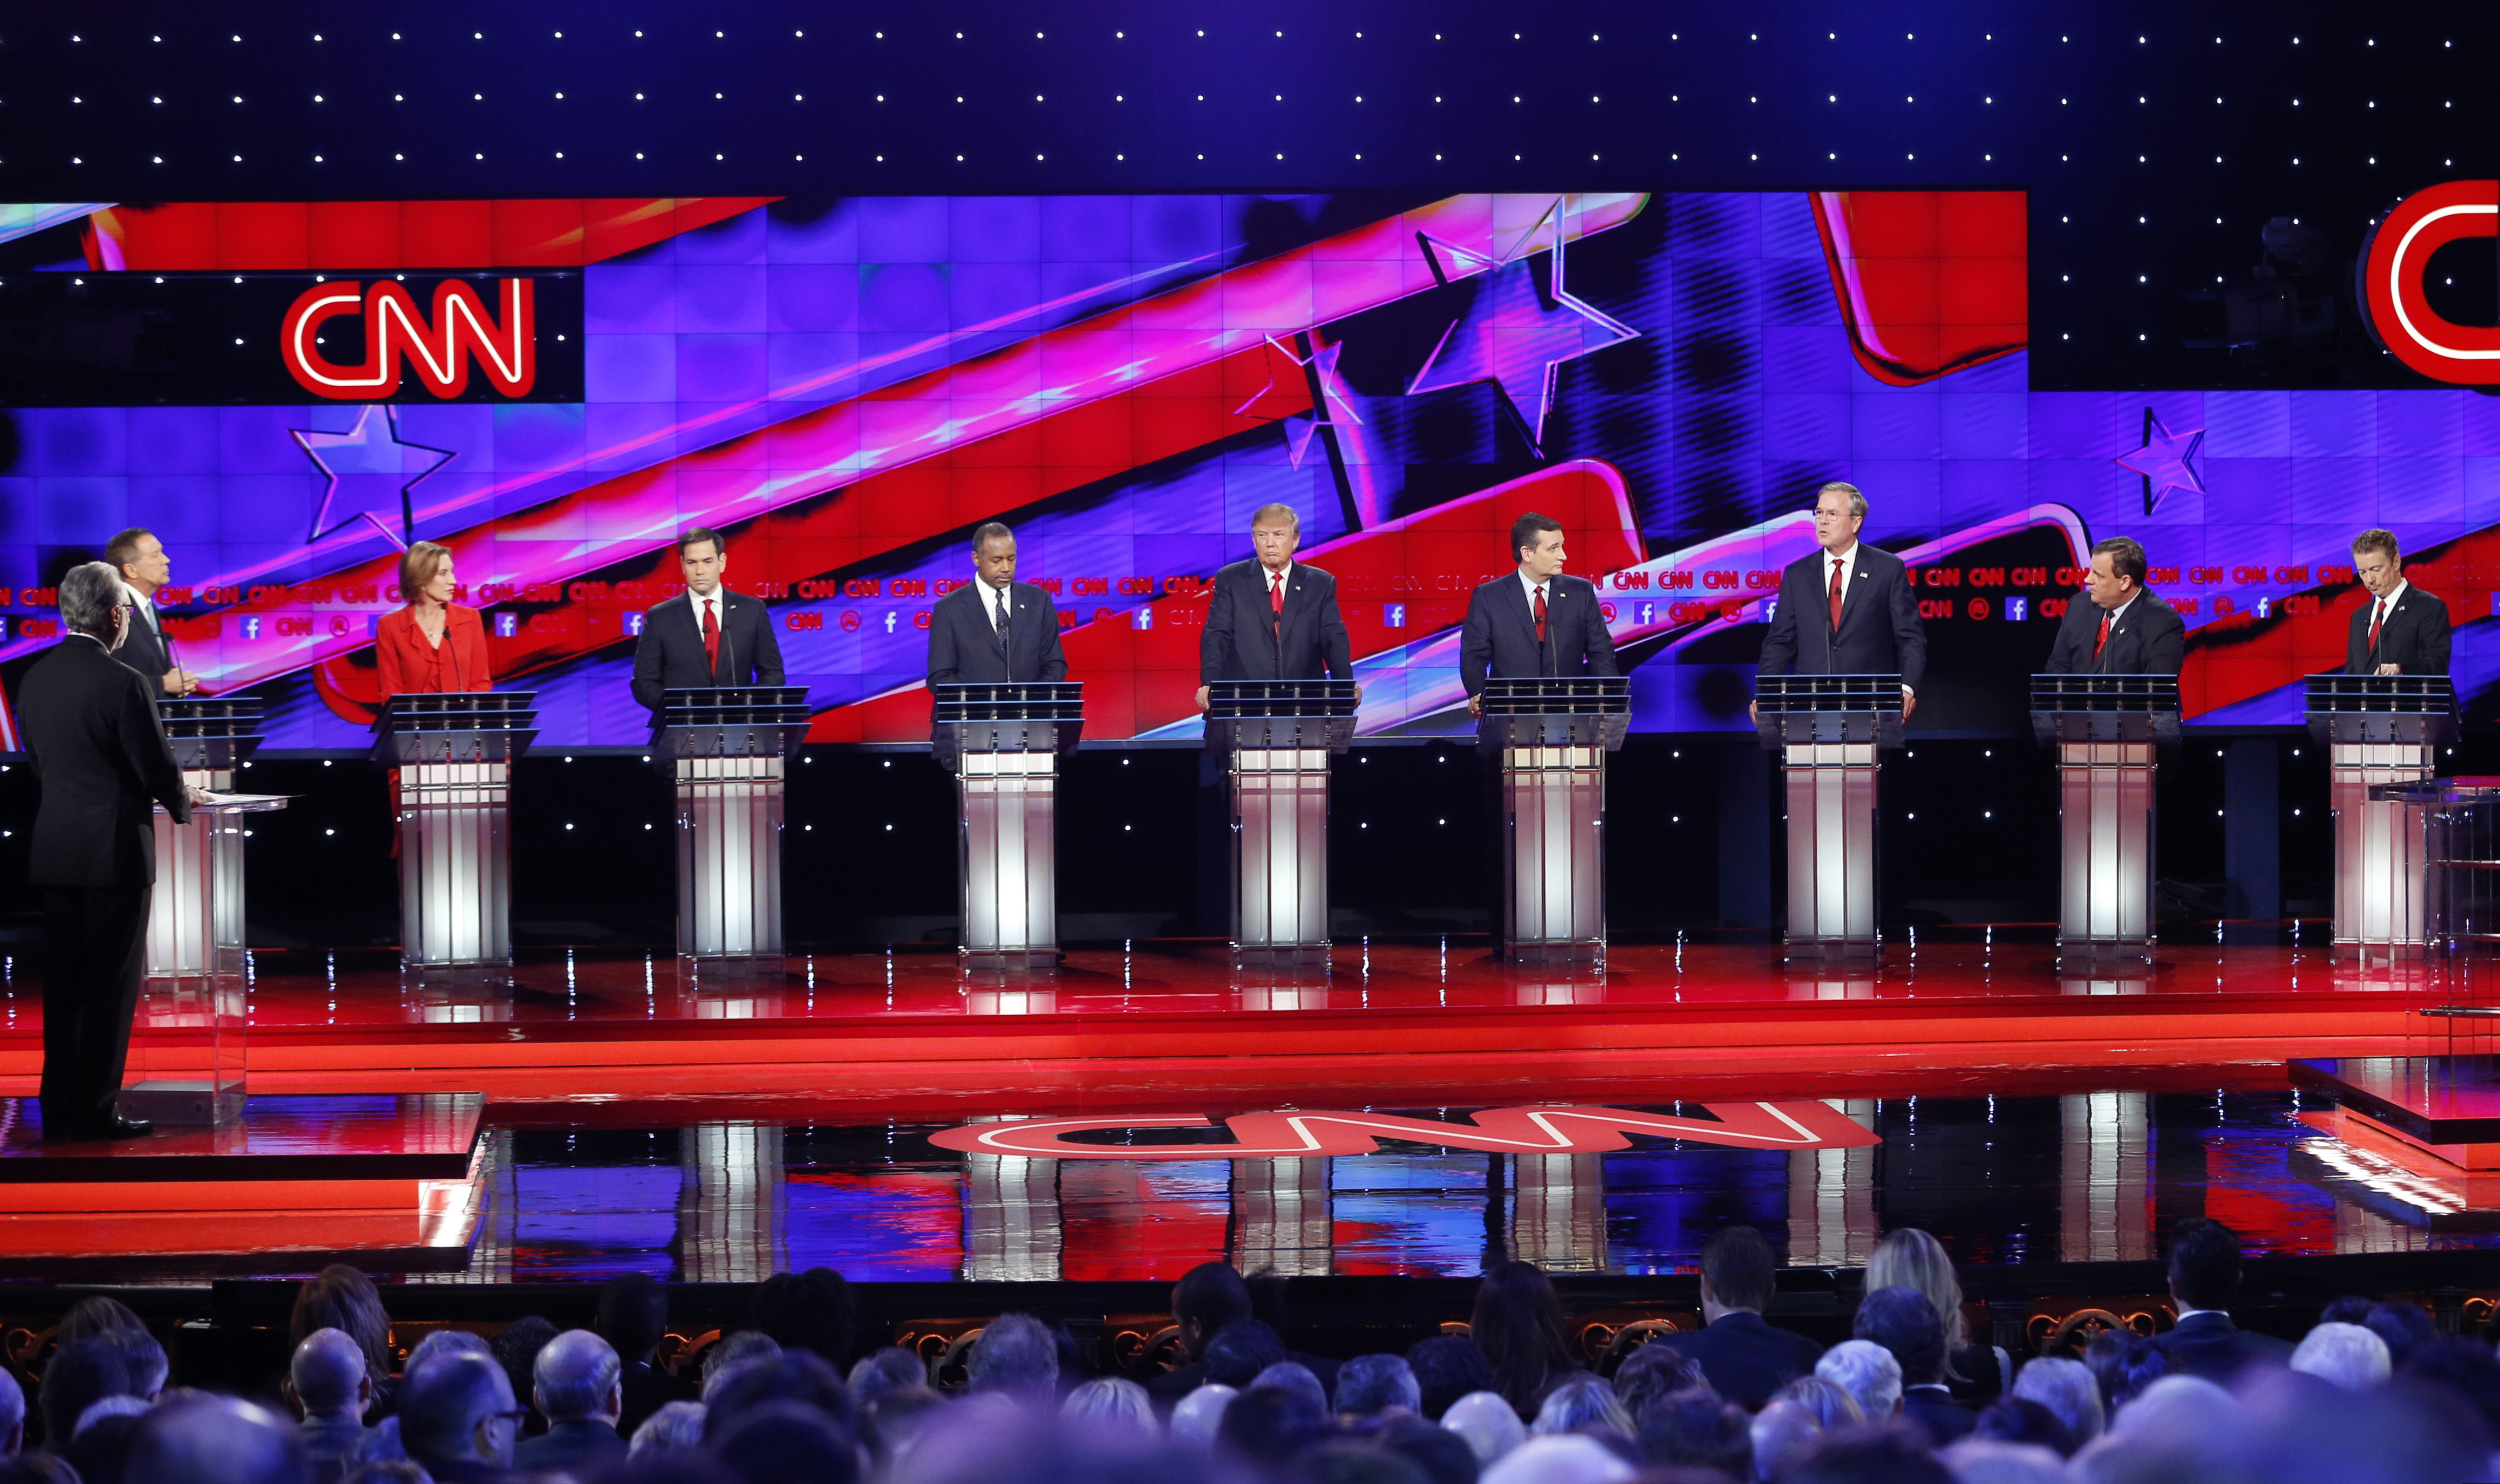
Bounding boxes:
1198 503 1355 710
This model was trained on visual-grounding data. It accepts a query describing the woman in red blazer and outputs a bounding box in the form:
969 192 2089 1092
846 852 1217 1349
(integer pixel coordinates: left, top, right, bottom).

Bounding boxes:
376 541 492 696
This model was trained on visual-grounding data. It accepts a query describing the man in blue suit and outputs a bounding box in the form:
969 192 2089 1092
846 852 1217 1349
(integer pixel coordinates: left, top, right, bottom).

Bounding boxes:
926 521 1070 686
2044 536 2186 676
1458 511 1620 718
1754 482 1926 722
1197 503 1355 708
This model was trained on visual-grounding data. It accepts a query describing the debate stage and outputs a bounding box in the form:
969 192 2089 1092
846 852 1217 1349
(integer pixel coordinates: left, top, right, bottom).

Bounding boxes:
1 936 2497 1290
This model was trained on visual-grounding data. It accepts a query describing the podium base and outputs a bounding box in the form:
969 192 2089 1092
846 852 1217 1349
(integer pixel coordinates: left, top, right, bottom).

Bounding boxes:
677 954 786 987
959 947 1061 974
1783 938 1879 966
1504 941 1607 970
2333 939 2428 964
2057 937 2153 966
1232 942 1332 972
400 961 515 991
117 1079 244 1129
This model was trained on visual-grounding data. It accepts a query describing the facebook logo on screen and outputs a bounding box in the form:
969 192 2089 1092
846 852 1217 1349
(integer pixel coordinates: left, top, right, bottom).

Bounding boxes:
495 613 517 638
625 612 645 636
1384 604 1406 628
2006 597 2027 621
1132 607 1153 630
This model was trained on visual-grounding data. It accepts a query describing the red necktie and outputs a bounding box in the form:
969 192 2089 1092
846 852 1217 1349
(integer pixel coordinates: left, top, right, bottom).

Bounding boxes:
701 598 720 673
1270 569 1285 617
1533 585 1548 645
1828 558 1845 631
2094 610 2109 660
2368 599 2385 655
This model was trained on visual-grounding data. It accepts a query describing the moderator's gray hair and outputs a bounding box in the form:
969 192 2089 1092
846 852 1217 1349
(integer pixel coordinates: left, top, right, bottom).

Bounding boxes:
59 562 126 637
629 1400 709 1459
1815 481 1869 520
972 521 1016 552
966 1312 1060 1395
533 1329 622 1421
1333 1353 1421 1417
2010 1356 2103 1441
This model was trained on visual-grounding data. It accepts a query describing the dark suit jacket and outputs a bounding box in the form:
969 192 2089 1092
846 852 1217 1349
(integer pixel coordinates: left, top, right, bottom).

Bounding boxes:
1900 1386 1979 1448
513 1419 626 1476
115 593 176 699
927 580 1070 685
1757 545 1927 691
2148 1311 2292 1382
2347 584 2451 675
19 635 190 888
1201 560 1353 682
1460 573 1618 690
630 589 786 710
618 1360 698 1440
2045 591 2186 676
1650 1311 1824 1411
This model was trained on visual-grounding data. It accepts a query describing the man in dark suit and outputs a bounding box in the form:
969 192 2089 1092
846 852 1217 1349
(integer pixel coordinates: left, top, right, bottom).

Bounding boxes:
2347 527 2451 676
18 562 196 1141
2045 536 2187 676
1459 511 1620 715
1754 482 1925 722
629 526 786 711
1855 1286 1976 1447
105 527 199 699
926 521 1070 686
1196 503 1354 708
514 1331 627 1479
2148 1218 2292 1382
1651 1227 1824 1410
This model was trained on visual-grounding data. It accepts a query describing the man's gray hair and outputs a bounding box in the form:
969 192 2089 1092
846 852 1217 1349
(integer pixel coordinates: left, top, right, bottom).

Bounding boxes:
1815 1339 1902 1421
533 1329 622 1422
1816 481 1869 519
701 1331 783 1402
1332 1353 1421 1417
629 1400 707 1459
0 1362 23 1444
1251 503 1300 529
2010 1355 2103 1441
965 1312 1059 1397
58 562 126 637
2290 1322 2391 1391
972 521 1016 552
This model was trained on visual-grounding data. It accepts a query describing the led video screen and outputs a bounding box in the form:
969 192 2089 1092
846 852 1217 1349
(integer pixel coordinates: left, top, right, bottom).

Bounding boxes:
0 190 2491 749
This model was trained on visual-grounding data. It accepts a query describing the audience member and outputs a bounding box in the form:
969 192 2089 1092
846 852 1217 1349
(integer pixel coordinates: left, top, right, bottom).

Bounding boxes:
1336 1353 1423 1418
291 1328 376 1483
1297 1438 1433 1484
629 1400 707 1459
2403 1335 2500 1440
1935 1438 2066 1484
1814 1341 1902 1425
1783 1422 1950 1484
486 1317 555 1439
0 1367 21 1460
966 1313 1060 1405
1855 1286 1976 1447
1965 1397 2075 1456
1473 1262 1585 1419
397 1350 528 1483
1407 1336 1497 1421
1607 1341 1707 1424
700 1353 852 1442
124 1396 307 1484
64 1407 142 1484
2006 1355 2101 1445
1441 1391 1529 1465
2288 1321 2389 1390
1061 1377 1157 1439
2147 1217 2292 1381
1476 1433 1633 1484
753 1268 855 1369
1635 1388 1750 1476
292 1267 398 1411
1653 1228 1824 1409
38 1336 131 1452
1529 1376 1631 1440
710 1399 859 1484
704 1331 784 1402
1376 1412 1482 1484
2081 1329 2166 1416
1768 1376 1863 1431
2361 1300 2438 1371
56 1298 145 1346
0 1458 79 1484
1243 1271 1344 1396
407 1330 493 1370
1867 1228 2002 1406
1747 1398 1823 1481
514 1329 626 1476
594 1275 696 1438
1216 1382 1328 1471
1251 1360 1329 1418
1204 1321 1290 1390
1147 1261 1257 1404
1168 1383 1236 1449
846 1347 923 1410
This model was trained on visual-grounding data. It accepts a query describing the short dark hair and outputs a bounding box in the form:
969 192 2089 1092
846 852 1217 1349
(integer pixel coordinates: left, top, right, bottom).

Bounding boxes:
2085 1329 2168 1414
1175 1260 1254 1335
2352 528 2400 564
1786 1422 1953 1484
104 528 153 575
1404 1334 1494 1420
1203 1319 1288 1389
676 526 726 559
972 521 1015 553
1970 1396 2079 1456
703 1352 855 1441
1701 1226 1777 1313
754 1268 854 1367
1639 1390 1755 1475
596 1273 670 1364
1854 1286 1948 1387
1613 1338 1711 1421
1510 512 1563 562
2090 535 2148 586
39 1337 130 1445
2166 1216 2244 1311
712 1401 860 1484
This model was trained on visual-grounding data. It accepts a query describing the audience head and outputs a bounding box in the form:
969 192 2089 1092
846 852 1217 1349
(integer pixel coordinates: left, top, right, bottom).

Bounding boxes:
397 1350 522 1468
1530 1376 1630 1440
57 1298 145 1346
1854 1287 1948 1389
754 1268 855 1368
1477 1433 1633 1484
1251 1360 1328 1418
1173 1262 1255 1359
1607 1338 1706 1423
2165 1216 2245 1311
1784 1422 1950 1484
1217 1381 1329 1470
2403 1336 2500 1440
405 1328 492 1372
1408 1335 1497 1420
1336 1353 1423 1418
0 1365 22 1459
1296 1439 1434 1484
489 1315 556 1422
702 1352 853 1441
2362 1300 2438 1370
2082 1329 2167 1415
2290 1322 2390 1391
65 1406 143 1484
1377 1413 1482 1484
40 1336 131 1448
1967 1397 2076 1456
704 1330 785 1401
1204 1319 1289 1389
1936 1438 2067 1484
846 1347 925 1408
966 1313 1060 1401
2107 1373 2240 1441
1865 1229 1970 1362
1815 1341 1903 1423
1772 1376 1865 1431
1059 1377 1156 1439
1471 1261 1578 1417
56 562 127 640
711 1400 859 1484
102 1329 166 1402
292 1327 374 1420
1749 1399 1823 1482
534 1328 624 1425
124 1397 305 1484
1168 1383 1236 1450
1699 1226 1778 1316
291 1264 394 1385
630 1400 709 1459
2008 1355 2102 1444
0 1458 80 1484
1636 1388 1750 1476
596 1273 673 1366
1441 1391 1529 1464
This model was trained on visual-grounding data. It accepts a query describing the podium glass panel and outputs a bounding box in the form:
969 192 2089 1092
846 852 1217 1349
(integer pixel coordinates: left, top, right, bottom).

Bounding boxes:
1756 674 1902 960
2033 675 2179 960
1483 678 1627 967
127 797 282 1127
935 682 1084 972
372 693 538 977
147 696 264 979
2308 676 2455 961
653 687 810 977
1210 682 1358 966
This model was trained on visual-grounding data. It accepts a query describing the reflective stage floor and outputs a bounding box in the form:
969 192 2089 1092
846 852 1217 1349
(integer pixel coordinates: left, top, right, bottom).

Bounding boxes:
0 939 2491 1283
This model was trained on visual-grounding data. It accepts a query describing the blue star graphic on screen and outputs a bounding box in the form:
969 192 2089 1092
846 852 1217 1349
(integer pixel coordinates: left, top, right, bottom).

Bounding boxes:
1407 200 1639 456
1235 335 1364 470
291 405 455 550
2114 409 2205 516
